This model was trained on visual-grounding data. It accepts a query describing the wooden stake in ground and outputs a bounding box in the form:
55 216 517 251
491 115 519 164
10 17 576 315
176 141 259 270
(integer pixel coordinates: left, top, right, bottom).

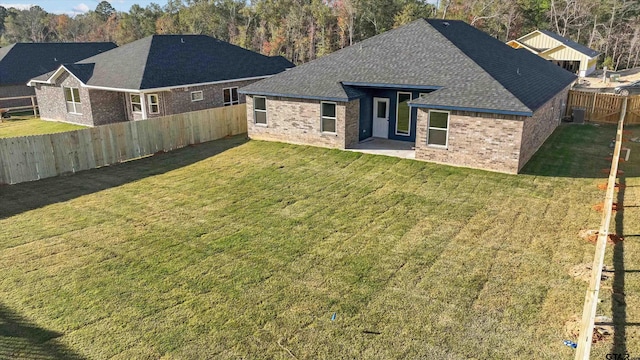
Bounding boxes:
574 97 627 360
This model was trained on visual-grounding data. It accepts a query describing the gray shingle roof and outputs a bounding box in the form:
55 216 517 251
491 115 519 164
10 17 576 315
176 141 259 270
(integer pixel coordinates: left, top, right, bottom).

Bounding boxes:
537 30 600 58
33 35 294 90
241 19 577 115
0 42 116 85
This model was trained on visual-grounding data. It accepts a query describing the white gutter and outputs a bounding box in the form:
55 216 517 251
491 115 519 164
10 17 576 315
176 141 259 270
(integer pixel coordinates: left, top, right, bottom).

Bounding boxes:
26 65 86 87
79 75 273 93
28 68 273 93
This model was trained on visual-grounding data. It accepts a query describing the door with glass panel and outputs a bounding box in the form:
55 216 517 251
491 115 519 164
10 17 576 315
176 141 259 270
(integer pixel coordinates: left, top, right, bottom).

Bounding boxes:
372 97 389 138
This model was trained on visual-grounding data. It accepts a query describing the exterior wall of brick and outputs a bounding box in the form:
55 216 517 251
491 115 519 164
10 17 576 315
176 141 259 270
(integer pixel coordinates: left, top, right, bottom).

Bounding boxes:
246 95 359 149
415 109 524 173
518 86 570 170
35 73 127 126
344 99 360 147
89 89 127 126
121 79 260 121
36 71 265 124
162 79 255 115
34 72 95 126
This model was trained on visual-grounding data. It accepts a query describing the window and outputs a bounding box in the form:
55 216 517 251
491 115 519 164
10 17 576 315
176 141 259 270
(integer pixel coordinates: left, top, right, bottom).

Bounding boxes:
427 110 449 147
223 87 239 106
191 91 203 102
130 94 142 113
64 87 81 114
396 92 412 135
376 100 387 118
147 94 159 114
254 96 267 125
321 102 337 133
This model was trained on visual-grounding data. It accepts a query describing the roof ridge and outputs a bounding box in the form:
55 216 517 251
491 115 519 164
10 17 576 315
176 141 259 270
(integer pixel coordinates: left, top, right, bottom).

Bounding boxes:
426 19 531 112
139 36 158 89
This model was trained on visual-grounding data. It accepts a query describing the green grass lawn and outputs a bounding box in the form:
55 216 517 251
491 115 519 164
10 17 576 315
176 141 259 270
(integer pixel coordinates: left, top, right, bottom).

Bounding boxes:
0 124 638 359
0 116 86 138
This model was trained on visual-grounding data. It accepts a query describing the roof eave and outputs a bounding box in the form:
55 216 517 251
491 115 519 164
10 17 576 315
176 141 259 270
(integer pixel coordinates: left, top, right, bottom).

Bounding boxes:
238 89 356 102
340 82 443 91
27 65 86 87
30 74 275 93
508 40 541 54
409 102 533 117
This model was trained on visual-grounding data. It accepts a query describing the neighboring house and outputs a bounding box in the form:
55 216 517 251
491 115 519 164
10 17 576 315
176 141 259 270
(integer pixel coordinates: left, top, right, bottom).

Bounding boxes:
507 30 600 77
0 42 116 110
240 19 577 174
28 35 294 126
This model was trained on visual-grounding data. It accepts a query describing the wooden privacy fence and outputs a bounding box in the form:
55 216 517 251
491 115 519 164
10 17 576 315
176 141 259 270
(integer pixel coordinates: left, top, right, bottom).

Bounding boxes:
0 104 247 185
565 90 640 124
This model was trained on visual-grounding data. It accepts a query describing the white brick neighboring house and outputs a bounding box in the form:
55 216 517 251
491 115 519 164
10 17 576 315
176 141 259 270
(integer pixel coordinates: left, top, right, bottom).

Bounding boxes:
240 19 577 174
27 35 293 126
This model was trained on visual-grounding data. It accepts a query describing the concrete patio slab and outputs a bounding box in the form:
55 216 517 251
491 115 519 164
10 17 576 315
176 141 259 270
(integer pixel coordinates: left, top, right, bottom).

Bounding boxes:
347 138 416 159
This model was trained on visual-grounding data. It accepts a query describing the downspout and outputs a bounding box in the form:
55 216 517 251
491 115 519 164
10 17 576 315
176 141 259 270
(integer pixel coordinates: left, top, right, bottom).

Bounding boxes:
123 93 129 121
140 92 148 120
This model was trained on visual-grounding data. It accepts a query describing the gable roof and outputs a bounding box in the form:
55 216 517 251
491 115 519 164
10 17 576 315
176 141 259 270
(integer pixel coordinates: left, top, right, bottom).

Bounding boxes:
240 19 576 116
0 42 117 86
30 35 294 91
534 30 600 58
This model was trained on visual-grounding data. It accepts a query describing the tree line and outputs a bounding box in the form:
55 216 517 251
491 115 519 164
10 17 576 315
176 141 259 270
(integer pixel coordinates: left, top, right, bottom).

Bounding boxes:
1 0 639 70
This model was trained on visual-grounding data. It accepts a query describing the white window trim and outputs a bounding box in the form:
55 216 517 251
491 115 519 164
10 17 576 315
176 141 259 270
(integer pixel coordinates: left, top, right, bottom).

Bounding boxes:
191 91 203 102
130 93 142 114
223 86 240 106
147 94 159 114
64 87 82 115
320 101 337 134
426 110 450 149
253 96 267 126
395 91 412 136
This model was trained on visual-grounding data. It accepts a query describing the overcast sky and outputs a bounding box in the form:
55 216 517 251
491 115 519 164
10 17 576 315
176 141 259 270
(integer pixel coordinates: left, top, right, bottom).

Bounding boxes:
0 0 156 16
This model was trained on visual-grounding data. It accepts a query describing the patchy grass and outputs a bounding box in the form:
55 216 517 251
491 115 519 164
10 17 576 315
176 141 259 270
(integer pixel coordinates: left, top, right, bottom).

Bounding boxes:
0 116 86 138
0 124 638 359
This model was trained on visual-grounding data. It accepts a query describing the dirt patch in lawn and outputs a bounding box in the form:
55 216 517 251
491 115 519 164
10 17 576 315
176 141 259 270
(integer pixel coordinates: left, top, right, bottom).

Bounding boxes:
597 183 625 191
569 262 614 282
564 315 614 343
578 229 624 244
592 202 622 212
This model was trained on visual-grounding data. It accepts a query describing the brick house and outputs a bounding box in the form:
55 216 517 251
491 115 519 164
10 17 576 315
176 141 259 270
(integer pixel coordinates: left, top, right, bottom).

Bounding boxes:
0 42 116 111
28 35 293 126
240 19 577 174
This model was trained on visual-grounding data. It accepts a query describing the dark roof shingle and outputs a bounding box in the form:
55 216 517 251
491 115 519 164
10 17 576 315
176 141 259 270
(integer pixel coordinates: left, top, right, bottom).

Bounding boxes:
63 35 294 90
0 42 117 85
241 19 576 115
421 19 577 113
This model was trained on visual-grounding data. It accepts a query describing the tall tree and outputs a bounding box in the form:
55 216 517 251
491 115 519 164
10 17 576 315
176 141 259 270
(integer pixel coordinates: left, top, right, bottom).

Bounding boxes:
95 1 116 21
4 6 50 43
0 6 7 37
